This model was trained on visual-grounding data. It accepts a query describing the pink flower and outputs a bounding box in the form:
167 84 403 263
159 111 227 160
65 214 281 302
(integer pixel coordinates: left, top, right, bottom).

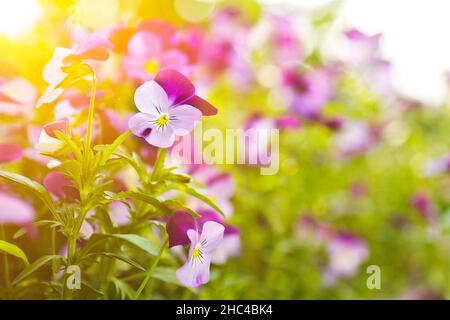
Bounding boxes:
282 67 335 120
410 192 439 223
123 29 189 82
36 118 71 153
0 192 35 225
37 33 113 107
176 221 224 288
324 233 368 284
43 172 79 201
0 77 36 118
0 144 22 163
335 121 380 156
129 69 216 148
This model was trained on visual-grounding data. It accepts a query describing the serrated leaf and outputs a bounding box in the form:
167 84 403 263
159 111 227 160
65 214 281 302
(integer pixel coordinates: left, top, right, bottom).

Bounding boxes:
13 255 64 285
0 240 29 265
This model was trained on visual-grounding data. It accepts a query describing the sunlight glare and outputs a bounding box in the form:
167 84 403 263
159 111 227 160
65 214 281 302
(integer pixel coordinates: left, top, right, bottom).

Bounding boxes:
0 0 42 37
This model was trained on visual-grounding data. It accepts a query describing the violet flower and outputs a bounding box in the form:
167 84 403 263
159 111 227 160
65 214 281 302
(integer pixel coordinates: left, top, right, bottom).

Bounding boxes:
0 192 35 225
129 69 217 148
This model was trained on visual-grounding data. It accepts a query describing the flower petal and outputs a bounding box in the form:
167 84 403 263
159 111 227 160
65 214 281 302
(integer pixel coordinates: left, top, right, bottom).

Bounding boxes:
145 126 175 148
176 252 211 288
134 81 169 115
42 47 71 84
184 95 218 116
166 211 196 248
0 192 35 225
128 112 156 137
169 104 202 135
154 69 195 106
199 221 225 253
0 144 22 163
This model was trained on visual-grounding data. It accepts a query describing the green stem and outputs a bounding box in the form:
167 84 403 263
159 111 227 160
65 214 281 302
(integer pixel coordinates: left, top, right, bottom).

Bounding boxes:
0 225 10 291
84 64 97 150
51 228 57 281
134 237 168 300
150 148 166 182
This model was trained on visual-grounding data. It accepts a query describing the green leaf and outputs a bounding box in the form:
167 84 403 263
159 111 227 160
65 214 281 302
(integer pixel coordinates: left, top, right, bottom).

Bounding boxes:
151 267 181 286
13 255 64 285
91 252 145 271
163 200 201 218
0 170 57 216
109 234 159 256
176 184 226 217
0 240 29 265
100 130 132 165
112 278 136 300
111 191 173 215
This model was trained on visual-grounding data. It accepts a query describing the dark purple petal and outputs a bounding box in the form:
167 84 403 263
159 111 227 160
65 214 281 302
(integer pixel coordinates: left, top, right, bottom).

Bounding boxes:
154 69 195 106
166 210 196 247
184 95 217 116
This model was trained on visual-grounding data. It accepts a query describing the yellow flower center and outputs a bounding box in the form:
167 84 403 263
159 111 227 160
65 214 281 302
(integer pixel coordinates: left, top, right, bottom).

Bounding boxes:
192 244 202 260
155 113 170 128
145 59 159 75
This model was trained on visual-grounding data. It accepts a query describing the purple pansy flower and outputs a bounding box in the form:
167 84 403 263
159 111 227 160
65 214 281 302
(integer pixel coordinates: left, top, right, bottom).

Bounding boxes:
176 221 224 288
129 69 217 148
166 210 240 287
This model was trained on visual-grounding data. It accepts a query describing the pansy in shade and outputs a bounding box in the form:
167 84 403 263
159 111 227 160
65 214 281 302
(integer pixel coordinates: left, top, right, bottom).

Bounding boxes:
166 210 240 267
37 33 113 107
176 221 225 288
0 192 35 225
129 69 217 148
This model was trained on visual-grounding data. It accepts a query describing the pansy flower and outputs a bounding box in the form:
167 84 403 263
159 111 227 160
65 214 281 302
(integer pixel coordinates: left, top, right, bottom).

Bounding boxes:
37 33 113 107
43 172 79 201
123 24 189 81
129 69 217 148
166 210 240 287
36 118 71 153
176 221 224 288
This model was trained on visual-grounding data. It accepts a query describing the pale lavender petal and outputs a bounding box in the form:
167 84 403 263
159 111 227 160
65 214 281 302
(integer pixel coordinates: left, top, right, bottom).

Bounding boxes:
199 221 224 253
145 126 175 148
134 81 169 115
128 112 157 137
169 104 201 135
211 233 241 265
176 252 211 288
